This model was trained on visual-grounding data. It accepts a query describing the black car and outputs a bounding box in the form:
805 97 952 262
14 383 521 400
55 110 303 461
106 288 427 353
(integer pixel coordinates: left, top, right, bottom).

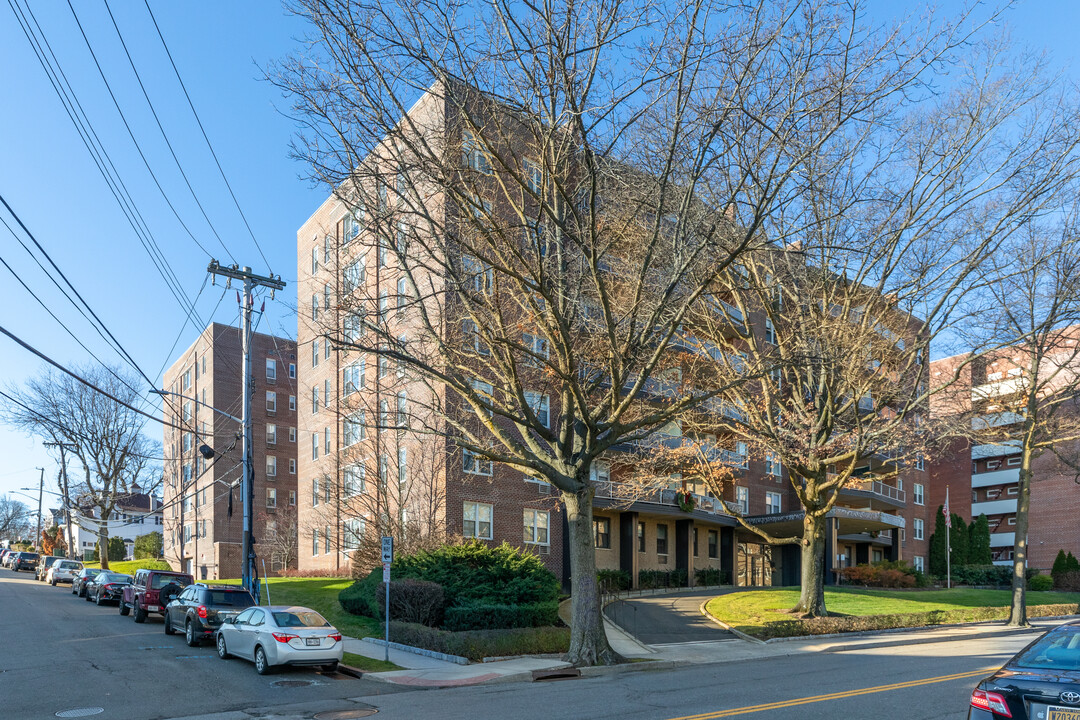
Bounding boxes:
969 621 1080 719
72 568 104 597
164 584 257 647
11 552 39 572
89 573 132 606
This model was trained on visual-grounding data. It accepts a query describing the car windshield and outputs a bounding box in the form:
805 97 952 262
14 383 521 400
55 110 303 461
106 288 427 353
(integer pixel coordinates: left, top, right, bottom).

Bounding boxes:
22 553 39 560
151 575 190 589
101 573 131 583
207 591 255 607
1014 626 1080 670
58 562 81 570
272 611 330 628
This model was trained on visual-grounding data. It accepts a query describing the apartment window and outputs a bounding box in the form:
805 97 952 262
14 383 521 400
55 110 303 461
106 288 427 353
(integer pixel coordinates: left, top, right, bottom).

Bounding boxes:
765 452 781 477
312 387 320 414
463 501 493 540
378 238 388 268
311 294 320 321
182 432 193 453
693 527 699 557
266 424 277 445
656 524 669 555
343 518 365 552
769 367 782 390
708 530 718 559
289 427 296 443
913 483 924 506
325 526 331 555
913 556 924 572
463 319 490 355
1007 456 1021 466
344 462 365 497
525 391 550 428
201 356 207 374
396 276 408 316
312 528 319 556
379 455 389 489
396 219 407 253
463 448 493 476
523 509 550 545
289 395 296 412
324 282 332 311
914 518 924 540
312 432 319 461
289 459 296 475
379 399 390 431
183 369 191 391
312 477 320 507
324 427 331 454
288 363 296 379
765 491 782 515
765 318 776 344
344 257 366 291
524 158 542 194
915 454 925 471
462 129 492 174
594 517 611 549
987 460 1000 470
397 335 408 378
344 412 366 447
638 522 645 552
736 486 749 514
523 332 549 366
471 379 494 416
344 206 363 242
266 391 277 413
266 456 277 477
325 340 331 360
1008 517 1016 525
462 254 494 295
590 461 611 486
343 311 364 343
398 447 407 487
183 401 193 423
266 359 277 382
397 391 408 430
311 247 319 275
379 290 389 321
379 355 390 379
324 379 331 408
736 441 749 468
344 361 365 395
266 488 277 509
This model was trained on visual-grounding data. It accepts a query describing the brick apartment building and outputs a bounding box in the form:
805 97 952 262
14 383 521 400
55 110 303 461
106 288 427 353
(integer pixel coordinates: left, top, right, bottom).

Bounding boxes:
294 81 930 588
929 339 1080 572
162 323 299 580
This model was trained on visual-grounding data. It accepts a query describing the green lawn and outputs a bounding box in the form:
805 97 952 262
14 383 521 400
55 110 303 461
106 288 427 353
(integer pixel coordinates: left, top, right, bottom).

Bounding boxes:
343 652 401 673
218 577 382 642
706 587 1080 638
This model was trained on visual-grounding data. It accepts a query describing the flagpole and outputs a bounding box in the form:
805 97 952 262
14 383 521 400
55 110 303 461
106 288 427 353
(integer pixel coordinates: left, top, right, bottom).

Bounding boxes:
946 486 951 590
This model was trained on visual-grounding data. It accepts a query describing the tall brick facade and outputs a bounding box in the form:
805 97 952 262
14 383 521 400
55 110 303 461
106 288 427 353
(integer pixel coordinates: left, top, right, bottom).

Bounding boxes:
162 323 298 580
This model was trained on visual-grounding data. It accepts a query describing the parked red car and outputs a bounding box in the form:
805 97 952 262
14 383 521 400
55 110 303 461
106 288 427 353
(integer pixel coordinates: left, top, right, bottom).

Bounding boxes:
119 568 193 622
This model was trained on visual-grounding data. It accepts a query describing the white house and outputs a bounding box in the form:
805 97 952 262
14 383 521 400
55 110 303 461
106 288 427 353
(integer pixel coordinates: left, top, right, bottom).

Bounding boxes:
56 486 164 561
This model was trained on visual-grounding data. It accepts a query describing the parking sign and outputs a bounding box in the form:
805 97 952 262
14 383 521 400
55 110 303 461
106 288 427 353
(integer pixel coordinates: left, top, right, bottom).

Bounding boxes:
381 536 393 564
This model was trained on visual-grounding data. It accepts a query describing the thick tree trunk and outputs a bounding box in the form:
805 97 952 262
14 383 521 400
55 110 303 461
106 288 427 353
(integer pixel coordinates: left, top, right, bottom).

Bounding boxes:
1008 455 1033 627
562 488 622 667
98 525 110 571
793 512 827 617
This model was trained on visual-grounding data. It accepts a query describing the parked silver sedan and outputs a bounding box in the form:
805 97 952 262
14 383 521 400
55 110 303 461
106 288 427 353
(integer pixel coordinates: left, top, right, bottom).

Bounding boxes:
214 605 343 675
46 559 84 585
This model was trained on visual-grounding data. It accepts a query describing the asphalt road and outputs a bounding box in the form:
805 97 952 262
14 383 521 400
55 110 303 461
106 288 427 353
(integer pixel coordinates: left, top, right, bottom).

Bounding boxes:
0 567 407 720
606 591 736 645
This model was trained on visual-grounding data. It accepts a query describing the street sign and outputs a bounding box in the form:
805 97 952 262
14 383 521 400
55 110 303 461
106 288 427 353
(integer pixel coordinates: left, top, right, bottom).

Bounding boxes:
381 536 393 564
382 563 391 583
381 537 393 663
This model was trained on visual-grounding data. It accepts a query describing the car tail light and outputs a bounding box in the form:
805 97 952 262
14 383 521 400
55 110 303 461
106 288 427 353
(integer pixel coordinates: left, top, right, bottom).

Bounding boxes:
197 605 208 619
328 633 342 642
272 633 298 643
146 590 158 603
970 689 1012 717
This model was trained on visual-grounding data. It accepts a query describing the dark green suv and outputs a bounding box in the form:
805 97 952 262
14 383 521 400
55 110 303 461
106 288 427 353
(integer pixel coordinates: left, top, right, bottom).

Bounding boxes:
164 584 257 646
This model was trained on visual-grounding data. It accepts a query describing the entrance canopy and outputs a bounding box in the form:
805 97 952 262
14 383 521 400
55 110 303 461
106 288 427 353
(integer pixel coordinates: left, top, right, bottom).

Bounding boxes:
740 507 904 537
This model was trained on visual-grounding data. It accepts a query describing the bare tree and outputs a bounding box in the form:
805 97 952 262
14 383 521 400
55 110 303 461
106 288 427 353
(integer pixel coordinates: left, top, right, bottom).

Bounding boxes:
0 496 32 542
275 0 1079 660
259 505 300 574
4 365 161 570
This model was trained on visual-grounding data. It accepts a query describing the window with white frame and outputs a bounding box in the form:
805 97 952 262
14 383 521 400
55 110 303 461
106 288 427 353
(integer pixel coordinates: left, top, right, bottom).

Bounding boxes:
589 460 610 486
344 256 366 291
914 517 924 540
915 454 925 471
344 361 364 395
343 206 363 242
312 433 319 460
343 412 366 447
266 423 277 445
266 358 276 382
312 386 319 414
1007 456 1021 466
462 130 492 174
312 477 319 507
523 508 550 545
289 363 296 379
266 391 276 413
289 426 296 443
913 483 924 505
379 399 389 431
765 491 782 514
324 380 331 408
378 454 388 489
325 340 331 360
311 294 319 321
463 319 489 355
765 451 781 476
736 486 749 514
398 447 407 487
471 379 494 416
266 456 277 477
765 318 776 344
524 391 550 427
463 448 493 476
524 158 542 194
463 501 493 539
324 427 331 454
397 335 407 378
289 395 296 412
343 518 365 551
523 332 549 366
289 459 296 475
462 254 494 294
312 341 319 368
344 462 365 497
343 311 364 343
397 277 408 315
397 391 408 430
379 290 389 322
913 555 924 572
769 367 782 389
311 528 319 555
736 441 749 468
266 488 277 508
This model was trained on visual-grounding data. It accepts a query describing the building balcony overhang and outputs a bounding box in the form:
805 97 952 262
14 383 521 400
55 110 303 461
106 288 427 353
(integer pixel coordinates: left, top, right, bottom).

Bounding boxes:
740 507 904 538
835 479 906 510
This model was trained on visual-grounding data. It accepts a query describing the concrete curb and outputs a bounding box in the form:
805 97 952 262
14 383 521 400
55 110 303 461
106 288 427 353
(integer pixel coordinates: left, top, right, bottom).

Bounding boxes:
360 637 469 665
698 600 766 645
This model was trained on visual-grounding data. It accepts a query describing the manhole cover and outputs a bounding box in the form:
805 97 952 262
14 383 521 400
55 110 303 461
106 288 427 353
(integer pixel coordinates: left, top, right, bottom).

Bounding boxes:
313 710 378 719
270 679 316 688
56 710 105 718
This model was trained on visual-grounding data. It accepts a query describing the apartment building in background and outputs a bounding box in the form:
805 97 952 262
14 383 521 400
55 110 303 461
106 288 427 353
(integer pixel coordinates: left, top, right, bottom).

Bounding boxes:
295 80 930 588
162 323 299 579
930 336 1080 572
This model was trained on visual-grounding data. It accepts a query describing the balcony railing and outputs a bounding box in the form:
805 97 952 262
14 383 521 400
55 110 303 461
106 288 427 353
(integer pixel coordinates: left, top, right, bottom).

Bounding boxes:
836 478 905 504
593 479 728 516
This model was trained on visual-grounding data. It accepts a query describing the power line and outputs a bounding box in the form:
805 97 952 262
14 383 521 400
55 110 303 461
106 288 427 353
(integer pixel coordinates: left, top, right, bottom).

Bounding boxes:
142 0 273 275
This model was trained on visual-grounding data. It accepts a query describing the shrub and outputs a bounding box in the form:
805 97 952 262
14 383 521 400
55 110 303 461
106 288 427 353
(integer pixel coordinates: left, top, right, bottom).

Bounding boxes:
597 569 631 593
339 580 371 616
375 579 445 627
388 621 570 661
695 568 729 586
442 601 560 631
277 568 352 578
1055 571 1080 592
1028 574 1054 591
1053 549 1070 578
837 563 916 588
638 569 688 589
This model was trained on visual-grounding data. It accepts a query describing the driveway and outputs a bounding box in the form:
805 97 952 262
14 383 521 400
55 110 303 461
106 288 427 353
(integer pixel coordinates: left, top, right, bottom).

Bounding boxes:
605 589 736 645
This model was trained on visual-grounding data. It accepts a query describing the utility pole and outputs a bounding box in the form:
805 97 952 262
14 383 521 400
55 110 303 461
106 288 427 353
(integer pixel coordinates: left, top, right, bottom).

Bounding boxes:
34 467 44 553
208 261 285 599
43 441 78 559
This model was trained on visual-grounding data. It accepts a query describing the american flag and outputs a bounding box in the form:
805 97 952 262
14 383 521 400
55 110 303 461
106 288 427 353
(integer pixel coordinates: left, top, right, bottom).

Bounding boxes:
943 487 951 528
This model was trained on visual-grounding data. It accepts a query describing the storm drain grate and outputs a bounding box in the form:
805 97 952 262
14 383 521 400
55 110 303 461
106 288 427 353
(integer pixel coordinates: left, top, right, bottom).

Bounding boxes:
313 710 378 719
56 709 105 718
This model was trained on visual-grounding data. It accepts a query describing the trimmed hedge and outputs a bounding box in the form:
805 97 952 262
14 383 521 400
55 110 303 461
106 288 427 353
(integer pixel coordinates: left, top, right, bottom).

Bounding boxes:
1056 571 1080 592
950 564 1038 587
838 565 916 588
388 621 570 661
639 569 688 589
1029 574 1054 592
443 601 560 631
375 579 445 627
598 569 631 593
695 568 730 586
740 603 1080 640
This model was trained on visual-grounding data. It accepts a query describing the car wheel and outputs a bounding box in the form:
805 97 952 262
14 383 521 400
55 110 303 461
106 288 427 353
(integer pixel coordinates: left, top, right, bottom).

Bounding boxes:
95 592 104 606
322 661 339 673
216 634 230 660
119 600 130 616
84 591 92 602
163 611 175 635
134 606 147 623
254 646 271 675
185 621 199 647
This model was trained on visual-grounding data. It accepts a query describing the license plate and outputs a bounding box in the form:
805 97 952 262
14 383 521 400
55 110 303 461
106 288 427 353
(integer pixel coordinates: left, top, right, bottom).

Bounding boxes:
1048 707 1080 720
150 606 161 612
305 638 320 647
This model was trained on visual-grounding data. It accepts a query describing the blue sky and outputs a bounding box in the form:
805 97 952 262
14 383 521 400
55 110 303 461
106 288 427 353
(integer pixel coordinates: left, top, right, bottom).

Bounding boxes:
0 0 1077 506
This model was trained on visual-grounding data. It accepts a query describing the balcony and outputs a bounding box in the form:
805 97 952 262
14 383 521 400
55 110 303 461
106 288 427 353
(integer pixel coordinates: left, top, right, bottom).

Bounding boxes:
972 376 1025 401
971 412 1024 430
972 442 1021 460
971 468 1020 489
592 479 729 518
971 498 1018 516
835 478 905 510
990 532 1015 548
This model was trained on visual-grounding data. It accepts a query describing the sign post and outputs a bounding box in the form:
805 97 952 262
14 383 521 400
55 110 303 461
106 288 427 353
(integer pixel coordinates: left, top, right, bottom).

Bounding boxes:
381 536 393 662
